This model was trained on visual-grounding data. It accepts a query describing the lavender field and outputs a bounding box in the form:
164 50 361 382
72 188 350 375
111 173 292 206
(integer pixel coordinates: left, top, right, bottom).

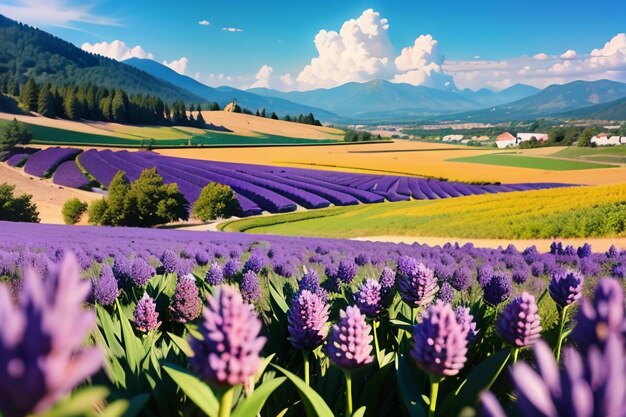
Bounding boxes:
0 221 624 417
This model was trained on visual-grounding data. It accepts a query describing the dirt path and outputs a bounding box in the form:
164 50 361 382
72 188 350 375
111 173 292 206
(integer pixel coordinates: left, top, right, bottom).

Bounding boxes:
0 164 101 224
352 235 625 251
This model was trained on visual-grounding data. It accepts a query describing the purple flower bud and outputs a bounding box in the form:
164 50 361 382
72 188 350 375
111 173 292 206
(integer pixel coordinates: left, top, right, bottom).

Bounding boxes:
336 259 358 285
455 306 478 344
411 300 468 377
606 245 618 259
93 264 118 306
482 271 512 306
396 257 438 308
577 243 592 258
169 275 202 324
0 254 102 417
570 278 625 353
549 269 584 308
131 258 155 287
299 269 320 293
223 258 241 279
241 270 261 304
160 250 179 274
355 253 370 266
477 263 494 286
112 256 132 282
244 254 265 274
327 306 373 369
496 292 542 347
612 263 625 279
355 279 384 318
287 290 329 350
189 286 266 386
195 251 210 267
450 267 471 291
438 282 455 304
176 258 195 276
205 261 224 285
379 267 396 290
134 293 160 333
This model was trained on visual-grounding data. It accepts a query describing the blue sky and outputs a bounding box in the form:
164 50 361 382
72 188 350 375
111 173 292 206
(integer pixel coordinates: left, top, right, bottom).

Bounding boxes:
1 0 625 91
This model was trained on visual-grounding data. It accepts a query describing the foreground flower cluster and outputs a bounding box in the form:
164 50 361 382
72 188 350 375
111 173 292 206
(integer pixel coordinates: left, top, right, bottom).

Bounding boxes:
0 221 625 417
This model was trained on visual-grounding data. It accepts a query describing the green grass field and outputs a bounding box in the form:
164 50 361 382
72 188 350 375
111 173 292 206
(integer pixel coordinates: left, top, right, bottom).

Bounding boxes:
0 119 342 148
448 153 617 170
551 145 626 163
220 183 626 239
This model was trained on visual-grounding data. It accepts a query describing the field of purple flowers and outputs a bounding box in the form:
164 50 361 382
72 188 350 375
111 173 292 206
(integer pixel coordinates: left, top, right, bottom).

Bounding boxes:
0 221 624 417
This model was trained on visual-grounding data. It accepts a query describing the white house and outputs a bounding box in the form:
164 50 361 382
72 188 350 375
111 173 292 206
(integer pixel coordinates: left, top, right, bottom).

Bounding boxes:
496 132 517 149
591 134 625 146
516 133 549 143
443 134 464 142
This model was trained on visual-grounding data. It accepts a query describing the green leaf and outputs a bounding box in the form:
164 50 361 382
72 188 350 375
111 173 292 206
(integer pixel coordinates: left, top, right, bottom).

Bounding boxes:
162 363 219 417
231 377 286 417
116 299 141 374
272 364 334 417
352 406 367 417
439 348 511 416
358 361 393 414
96 305 124 357
269 283 289 313
37 387 109 417
168 332 194 357
395 355 427 417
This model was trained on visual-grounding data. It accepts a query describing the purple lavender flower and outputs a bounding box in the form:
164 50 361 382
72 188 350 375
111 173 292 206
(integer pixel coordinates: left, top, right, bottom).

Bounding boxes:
169 275 202 324
176 258 195 276
355 253 370 266
570 278 625 353
455 307 478 343
481 336 626 417
327 306 373 369
450 267 471 291
482 271 512 306
205 261 224 285
112 256 132 282
511 263 530 284
195 251 210 267
530 261 545 277
411 300 468 377
495 292 542 347
379 267 396 290
548 269 584 308
189 286 266 386
244 254 265 273
396 257 438 308
606 245 618 259
131 258 155 287
438 282 455 304
287 290 330 350
93 264 118 306
0 254 102 417
160 250 179 274
134 293 160 332
355 279 384 318
477 263 494 286
299 269 320 293
223 258 241 279
336 259 358 284
241 270 261 304
577 243 592 258
612 263 625 279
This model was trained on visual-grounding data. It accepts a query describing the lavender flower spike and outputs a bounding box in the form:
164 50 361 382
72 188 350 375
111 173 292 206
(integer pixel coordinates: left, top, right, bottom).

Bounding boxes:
548 269 584 308
93 264 118 306
205 261 224 286
190 286 266 386
411 300 468 377
169 275 202 324
0 254 102 417
287 290 330 351
241 270 261 304
495 292 542 347
327 306 373 369
134 293 160 332
355 279 384 318
396 257 438 308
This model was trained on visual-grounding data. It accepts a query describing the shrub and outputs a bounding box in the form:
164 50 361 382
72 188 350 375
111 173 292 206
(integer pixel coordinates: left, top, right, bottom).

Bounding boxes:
193 182 239 221
0 183 39 223
0 119 32 152
88 198 109 225
62 198 87 225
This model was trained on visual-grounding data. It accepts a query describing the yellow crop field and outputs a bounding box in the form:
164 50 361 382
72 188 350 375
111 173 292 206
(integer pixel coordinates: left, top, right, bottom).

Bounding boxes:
221 183 626 240
160 140 626 186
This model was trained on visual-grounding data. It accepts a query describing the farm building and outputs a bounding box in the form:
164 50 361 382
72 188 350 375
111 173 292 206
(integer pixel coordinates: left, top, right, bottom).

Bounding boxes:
591 134 626 146
517 133 548 143
443 134 464 142
496 132 517 148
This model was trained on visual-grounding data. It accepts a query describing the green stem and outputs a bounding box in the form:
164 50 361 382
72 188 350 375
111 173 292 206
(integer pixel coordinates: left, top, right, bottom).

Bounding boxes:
428 374 441 417
218 387 234 417
555 305 569 363
344 370 353 417
485 348 513 391
373 320 381 367
511 347 520 365
303 350 310 386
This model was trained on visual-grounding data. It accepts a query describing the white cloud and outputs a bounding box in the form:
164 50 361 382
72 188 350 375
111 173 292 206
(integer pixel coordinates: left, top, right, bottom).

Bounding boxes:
249 65 294 89
163 57 189 75
198 20 210 26
533 53 548 60
81 40 154 61
295 9 396 89
222 27 242 32
0 0 117 28
560 49 577 59
392 34 456 89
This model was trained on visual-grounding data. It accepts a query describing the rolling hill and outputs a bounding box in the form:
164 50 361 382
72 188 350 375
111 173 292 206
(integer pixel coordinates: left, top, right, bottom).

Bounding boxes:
0 14 204 103
450 80 626 122
248 79 540 120
561 96 626 121
123 58 340 121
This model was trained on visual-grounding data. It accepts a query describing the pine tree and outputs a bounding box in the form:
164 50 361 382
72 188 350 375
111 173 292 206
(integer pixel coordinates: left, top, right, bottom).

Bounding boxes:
111 89 126 123
271 112 279 120
63 87 78 120
20 77 39 111
100 96 112 121
260 108 266 118
37 83 55 117
196 110 206 127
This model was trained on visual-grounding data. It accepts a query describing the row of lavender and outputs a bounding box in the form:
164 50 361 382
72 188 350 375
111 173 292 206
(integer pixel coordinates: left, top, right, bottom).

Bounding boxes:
75 149 572 216
0 221 624 417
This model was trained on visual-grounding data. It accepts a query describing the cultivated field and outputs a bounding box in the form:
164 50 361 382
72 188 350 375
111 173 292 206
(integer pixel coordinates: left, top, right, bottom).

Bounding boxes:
161 141 626 185
221 183 626 239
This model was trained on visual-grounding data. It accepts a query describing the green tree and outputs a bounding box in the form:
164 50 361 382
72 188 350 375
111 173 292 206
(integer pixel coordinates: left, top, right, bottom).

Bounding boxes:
578 127 598 147
271 112 279 120
87 198 109 225
63 87 78 120
20 77 39 111
37 83 55 117
62 198 88 224
1 118 32 152
196 110 206 127
111 89 126 123
0 183 40 222
193 182 239 221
